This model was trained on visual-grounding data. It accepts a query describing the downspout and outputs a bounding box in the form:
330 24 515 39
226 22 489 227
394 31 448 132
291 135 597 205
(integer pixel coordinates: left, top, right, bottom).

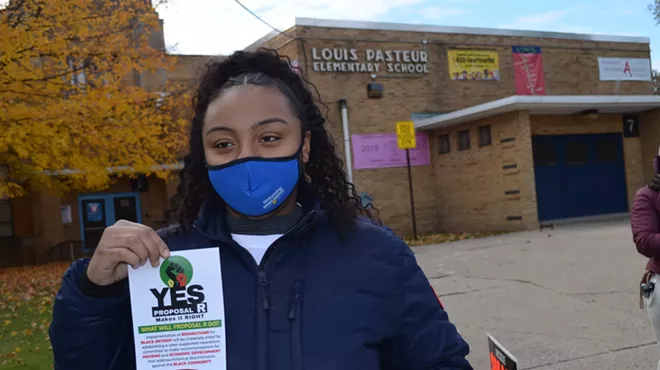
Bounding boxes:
338 99 353 183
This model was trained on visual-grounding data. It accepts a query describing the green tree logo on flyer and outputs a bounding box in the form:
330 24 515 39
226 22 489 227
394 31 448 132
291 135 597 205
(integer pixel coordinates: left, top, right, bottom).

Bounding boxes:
160 256 194 288
149 256 207 320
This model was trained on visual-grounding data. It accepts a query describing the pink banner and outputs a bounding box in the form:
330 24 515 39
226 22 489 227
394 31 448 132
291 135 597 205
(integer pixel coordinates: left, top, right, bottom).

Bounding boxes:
352 133 431 169
512 46 545 96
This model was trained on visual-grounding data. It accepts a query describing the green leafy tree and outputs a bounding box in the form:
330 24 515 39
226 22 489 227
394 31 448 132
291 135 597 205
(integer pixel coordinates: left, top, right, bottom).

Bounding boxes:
651 0 660 23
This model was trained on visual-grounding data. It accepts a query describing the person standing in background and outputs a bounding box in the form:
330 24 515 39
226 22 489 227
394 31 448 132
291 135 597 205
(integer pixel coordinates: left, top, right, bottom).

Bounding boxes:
632 146 660 370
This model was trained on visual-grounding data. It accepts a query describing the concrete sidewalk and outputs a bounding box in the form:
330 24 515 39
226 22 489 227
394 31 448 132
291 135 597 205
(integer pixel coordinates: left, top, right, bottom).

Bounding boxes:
414 219 657 369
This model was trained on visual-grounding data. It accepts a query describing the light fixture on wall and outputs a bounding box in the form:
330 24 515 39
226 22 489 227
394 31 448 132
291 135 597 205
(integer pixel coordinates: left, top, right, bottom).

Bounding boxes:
367 82 384 99
580 109 599 120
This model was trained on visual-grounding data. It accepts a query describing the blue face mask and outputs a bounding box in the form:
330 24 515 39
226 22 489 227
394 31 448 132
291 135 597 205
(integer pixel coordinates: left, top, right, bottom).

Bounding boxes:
207 153 301 217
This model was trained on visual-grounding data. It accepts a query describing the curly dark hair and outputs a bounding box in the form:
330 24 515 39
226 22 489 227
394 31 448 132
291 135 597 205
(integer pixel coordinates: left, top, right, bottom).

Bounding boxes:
165 48 368 234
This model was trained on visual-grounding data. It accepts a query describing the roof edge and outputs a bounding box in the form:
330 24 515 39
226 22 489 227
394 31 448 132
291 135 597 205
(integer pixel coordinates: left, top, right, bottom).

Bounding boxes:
294 17 650 44
415 95 660 131
243 24 297 52
243 30 282 52
245 17 649 55
44 162 184 176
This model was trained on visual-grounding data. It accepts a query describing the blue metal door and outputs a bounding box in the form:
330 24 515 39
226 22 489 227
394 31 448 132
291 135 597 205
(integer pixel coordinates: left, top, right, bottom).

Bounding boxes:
533 133 628 221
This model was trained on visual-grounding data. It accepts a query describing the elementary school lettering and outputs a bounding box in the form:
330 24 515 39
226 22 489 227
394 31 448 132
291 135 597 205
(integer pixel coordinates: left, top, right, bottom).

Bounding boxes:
311 48 429 74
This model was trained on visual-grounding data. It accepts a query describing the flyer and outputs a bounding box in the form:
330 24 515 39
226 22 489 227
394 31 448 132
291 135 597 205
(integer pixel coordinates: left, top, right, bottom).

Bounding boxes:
128 248 226 370
487 333 518 370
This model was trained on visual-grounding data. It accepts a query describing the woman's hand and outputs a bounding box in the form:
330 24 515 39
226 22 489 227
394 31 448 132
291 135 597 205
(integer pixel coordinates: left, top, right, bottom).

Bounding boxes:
86 220 170 286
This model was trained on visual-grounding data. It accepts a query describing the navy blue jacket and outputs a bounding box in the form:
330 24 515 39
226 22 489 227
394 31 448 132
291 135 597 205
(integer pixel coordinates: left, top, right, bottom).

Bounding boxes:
50 194 472 370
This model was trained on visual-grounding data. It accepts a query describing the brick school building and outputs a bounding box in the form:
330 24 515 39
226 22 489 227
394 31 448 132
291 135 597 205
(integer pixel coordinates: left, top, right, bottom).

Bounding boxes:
4 17 660 266
248 17 660 235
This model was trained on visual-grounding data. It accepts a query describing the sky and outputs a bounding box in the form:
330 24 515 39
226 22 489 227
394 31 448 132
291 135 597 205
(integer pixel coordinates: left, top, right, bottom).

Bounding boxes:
155 0 660 68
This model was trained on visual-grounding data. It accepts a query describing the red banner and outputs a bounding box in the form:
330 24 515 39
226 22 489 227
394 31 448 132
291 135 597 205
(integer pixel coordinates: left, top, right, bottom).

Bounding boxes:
512 46 545 95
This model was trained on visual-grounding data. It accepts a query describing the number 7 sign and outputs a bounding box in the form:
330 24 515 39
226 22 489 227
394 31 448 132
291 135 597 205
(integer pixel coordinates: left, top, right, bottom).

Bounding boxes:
622 115 639 138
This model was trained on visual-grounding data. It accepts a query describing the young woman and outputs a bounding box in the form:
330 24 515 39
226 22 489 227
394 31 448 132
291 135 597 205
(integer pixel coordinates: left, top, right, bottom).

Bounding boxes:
632 147 660 370
49 49 472 370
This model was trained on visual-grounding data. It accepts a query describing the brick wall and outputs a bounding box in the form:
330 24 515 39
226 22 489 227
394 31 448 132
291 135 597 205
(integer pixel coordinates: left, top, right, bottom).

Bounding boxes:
256 24 652 235
530 114 622 135
428 111 537 232
292 26 652 108
6 176 171 265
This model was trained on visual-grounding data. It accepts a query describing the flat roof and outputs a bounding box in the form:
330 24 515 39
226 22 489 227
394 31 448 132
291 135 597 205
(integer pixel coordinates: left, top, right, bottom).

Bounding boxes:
244 17 650 51
296 18 650 44
414 95 660 131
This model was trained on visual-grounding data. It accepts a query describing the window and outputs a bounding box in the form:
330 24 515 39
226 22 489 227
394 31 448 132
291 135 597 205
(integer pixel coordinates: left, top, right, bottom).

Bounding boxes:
565 141 589 165
66 55 88 86
458 130 470 151
132 69 142 87
533 142 557 166
596 137 619 163
479 125 492 146
438 134 450 154
0 200 13 237
0 164 12 237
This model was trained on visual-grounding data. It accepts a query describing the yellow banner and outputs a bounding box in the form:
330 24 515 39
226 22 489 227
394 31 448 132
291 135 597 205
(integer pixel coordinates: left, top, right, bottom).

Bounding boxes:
448 50 500 81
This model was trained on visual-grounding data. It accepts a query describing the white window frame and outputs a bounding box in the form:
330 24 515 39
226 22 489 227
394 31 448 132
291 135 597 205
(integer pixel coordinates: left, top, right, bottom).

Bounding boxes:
67 56 87 86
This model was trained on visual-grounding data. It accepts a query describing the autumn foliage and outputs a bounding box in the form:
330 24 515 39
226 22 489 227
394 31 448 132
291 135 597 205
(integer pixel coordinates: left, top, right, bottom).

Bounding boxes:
0 0 189 198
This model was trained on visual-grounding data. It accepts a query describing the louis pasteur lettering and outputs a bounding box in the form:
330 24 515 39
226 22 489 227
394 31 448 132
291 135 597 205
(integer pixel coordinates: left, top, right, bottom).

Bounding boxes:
311 47 429 74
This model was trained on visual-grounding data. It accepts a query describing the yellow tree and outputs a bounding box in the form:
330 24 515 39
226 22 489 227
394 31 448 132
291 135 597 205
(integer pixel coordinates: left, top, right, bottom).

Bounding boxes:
0 0 189 198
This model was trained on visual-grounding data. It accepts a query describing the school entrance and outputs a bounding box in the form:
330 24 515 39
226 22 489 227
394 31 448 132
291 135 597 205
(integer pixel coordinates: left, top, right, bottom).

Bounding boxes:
79 192 142 251
532 133 628 221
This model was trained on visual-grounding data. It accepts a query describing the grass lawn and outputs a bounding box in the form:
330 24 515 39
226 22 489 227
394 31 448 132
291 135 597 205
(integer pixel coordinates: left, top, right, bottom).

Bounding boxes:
404 231 507 247
0 263 69 369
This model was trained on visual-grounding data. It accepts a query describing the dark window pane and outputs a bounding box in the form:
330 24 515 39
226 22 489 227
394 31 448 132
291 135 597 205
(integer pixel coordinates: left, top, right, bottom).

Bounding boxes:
114 197 138 222
81 199 107 251
479 125 492 146
565 141 588 165
458 130 470 151
533 142 557 166
0 198 12 237
596 137 619 163
438 134 450 154
0 223 12 237
0 200 11 223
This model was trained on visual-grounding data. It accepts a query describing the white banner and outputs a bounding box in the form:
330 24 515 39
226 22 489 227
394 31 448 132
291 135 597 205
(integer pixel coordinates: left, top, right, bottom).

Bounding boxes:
598 57 652 81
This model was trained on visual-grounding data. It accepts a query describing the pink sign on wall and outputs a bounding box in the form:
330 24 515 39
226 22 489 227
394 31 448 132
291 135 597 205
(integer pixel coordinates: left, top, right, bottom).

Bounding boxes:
351 132 431 169
512 46 545 95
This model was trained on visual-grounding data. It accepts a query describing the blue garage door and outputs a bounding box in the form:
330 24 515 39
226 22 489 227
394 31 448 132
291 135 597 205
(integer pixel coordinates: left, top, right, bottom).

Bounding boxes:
532 133 628 221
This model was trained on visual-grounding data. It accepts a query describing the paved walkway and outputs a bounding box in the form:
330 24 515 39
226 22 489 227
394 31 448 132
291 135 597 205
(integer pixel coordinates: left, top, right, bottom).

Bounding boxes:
414 219 657 369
